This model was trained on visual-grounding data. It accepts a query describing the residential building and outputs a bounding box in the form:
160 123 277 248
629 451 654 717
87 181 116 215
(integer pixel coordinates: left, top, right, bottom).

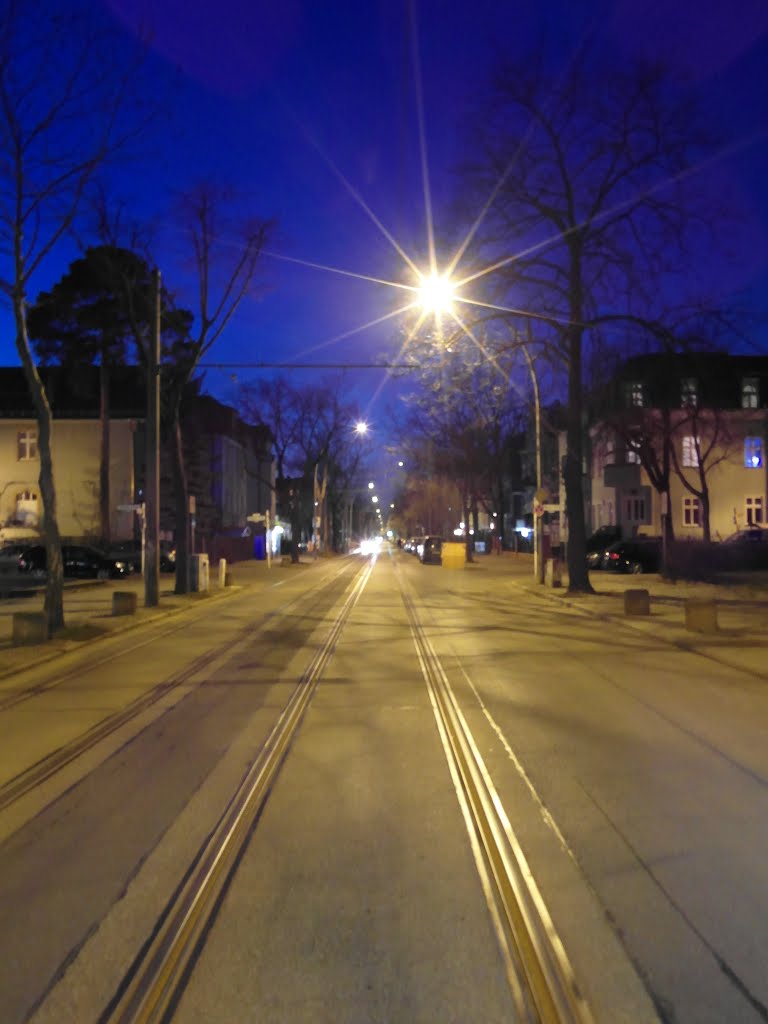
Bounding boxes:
589 353 768 540
0 367 275 555
0 365 143 543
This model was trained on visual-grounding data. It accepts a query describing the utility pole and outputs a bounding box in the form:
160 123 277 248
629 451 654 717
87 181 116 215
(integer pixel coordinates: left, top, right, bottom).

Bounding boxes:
145 268 161 607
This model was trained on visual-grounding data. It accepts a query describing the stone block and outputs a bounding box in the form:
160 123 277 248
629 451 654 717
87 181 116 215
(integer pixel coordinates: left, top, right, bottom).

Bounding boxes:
624 589 650 616
13 612 48 645
685 598 718 632
112 591 137 616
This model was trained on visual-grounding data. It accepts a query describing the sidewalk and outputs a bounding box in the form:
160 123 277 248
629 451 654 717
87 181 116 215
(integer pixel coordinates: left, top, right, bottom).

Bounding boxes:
473 551 768 679
0 557 294 681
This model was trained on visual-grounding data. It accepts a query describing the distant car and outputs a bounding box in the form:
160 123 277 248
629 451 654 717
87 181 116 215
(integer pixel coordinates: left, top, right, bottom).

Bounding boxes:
419 535 444 565
602 537 661 574
586 525 622 569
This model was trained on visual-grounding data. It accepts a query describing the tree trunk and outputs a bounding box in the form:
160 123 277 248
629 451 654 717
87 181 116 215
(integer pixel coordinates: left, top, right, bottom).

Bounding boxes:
170 406 191 594
564 323 592 593
13 297 65 634
290 492 302 563
701 488 711 543
99 360 111 547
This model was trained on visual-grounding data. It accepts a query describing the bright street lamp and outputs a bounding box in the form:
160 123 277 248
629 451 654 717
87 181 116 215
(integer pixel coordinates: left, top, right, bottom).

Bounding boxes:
354 420 368 436
418 271 456 317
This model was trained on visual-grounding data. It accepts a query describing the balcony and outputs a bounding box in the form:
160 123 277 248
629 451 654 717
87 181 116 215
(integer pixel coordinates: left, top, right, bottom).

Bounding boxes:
604 463 641 488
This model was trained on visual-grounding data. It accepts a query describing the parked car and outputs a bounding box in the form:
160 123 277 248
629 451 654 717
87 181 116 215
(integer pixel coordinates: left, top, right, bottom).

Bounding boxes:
419 535 444 565
0 542 46 578
723 527 768 546
602 537 662 574
586 525 622 569
108 541 176 573
0 543 131 580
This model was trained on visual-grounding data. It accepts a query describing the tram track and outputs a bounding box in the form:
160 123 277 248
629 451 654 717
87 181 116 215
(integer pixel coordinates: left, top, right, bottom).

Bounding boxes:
99 555 375 1024
98 552 593 1024
397 567 593 1024
0 559 360 817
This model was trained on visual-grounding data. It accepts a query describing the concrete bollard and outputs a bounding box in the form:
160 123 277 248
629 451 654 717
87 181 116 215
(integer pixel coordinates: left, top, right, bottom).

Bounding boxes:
13 612 48 645
624 589 650 616
112 591 137 616
545 559 562 588
218 558 227 588
685 598 718 633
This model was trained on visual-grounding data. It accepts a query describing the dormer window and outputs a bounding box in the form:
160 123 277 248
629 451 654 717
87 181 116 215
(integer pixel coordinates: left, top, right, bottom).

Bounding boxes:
742 377 759 409
681 378 698 407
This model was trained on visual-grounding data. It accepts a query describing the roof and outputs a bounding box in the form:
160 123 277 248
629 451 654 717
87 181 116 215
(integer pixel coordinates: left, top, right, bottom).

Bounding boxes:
0 365 145 418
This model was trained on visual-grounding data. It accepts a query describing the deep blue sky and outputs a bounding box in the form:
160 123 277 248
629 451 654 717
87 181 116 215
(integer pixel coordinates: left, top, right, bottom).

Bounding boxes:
4 0 768 454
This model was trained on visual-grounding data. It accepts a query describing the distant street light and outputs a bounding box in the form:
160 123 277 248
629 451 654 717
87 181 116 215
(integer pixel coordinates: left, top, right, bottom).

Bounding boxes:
368 481 375 489
372 495 379 504
354 420 368 436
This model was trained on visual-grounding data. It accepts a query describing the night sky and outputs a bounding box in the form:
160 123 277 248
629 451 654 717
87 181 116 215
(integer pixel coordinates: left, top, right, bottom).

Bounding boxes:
3 0 768 463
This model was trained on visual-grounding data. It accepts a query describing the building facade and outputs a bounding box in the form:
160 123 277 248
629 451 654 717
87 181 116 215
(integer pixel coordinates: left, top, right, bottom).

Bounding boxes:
589 353 768 540
0 367 275 554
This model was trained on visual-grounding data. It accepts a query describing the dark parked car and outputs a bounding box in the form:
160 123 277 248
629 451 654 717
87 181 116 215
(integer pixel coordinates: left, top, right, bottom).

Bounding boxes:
108 541 176 574
419 535 443 565
586 525 622 569
602 537 662 574
0 543 131 580
723 527 768 546
0 544 37 577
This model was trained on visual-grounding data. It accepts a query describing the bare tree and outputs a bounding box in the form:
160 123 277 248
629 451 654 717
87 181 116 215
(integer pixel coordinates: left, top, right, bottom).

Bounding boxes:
239 375 368 559
396 330 525 556
669 405 737 542
459 45 717 591
0 0 146 633
164 183 272 592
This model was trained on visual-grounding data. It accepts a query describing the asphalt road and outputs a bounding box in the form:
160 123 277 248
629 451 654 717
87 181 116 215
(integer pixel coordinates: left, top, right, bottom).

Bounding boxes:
2 549 767 1022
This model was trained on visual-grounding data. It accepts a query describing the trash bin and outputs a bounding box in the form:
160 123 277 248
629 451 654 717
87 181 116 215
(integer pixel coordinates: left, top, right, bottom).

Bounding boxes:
254 534 266 561
191 553 209 592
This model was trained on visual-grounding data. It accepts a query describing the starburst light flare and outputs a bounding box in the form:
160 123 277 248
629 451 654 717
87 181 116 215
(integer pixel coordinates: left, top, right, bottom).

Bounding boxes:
417 271 456 317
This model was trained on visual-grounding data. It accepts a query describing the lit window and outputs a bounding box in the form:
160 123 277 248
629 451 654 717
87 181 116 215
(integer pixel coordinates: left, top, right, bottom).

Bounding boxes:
742 378 759 409
681 436 699 468
682 496 701 527
17 429 38 461
745 437 763 469
626 440 641 464
681 377 698 407
624 381 644 407
746 496 764 525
